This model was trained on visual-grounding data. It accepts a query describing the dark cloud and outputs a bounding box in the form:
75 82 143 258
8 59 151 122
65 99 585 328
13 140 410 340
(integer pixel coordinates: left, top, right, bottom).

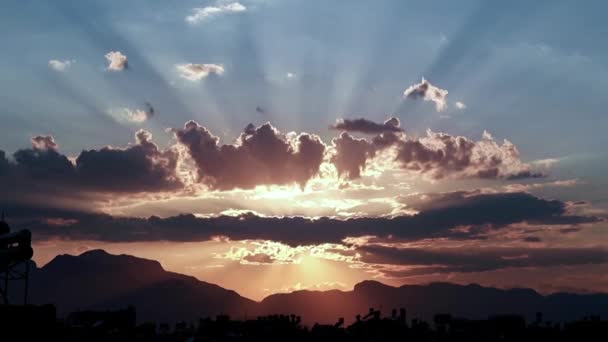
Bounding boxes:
357 244 608 277
8 191 599 246
0 130 182 199
330 129 402 179
330 132 377 179
12 141 74 181
0 151 9 174
73 129 181 192
330 117 403 134
173 121 326 190
522 236 542 243
144 102 155 119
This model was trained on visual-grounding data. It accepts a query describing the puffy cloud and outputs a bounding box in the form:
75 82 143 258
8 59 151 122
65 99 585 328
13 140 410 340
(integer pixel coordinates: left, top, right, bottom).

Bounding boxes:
12 139 74 181
330 132 379 179
48 59 73 71
173 121 326 190
104 51 128 71
455 101 466 110
0 131 182 197
403 77 448 112
395 130 544 180
11 191 599 246
175 63 224 81
74 130 181 192
329 119 544 181
357 245 608 277
186 2 247 23
330 117 403 134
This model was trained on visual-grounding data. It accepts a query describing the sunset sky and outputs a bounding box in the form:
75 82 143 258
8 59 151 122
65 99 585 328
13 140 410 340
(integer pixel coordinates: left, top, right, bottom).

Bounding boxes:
1 0 607 300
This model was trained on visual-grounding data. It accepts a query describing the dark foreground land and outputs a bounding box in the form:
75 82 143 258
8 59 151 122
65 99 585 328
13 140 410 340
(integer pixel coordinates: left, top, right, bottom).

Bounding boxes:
1 304 607 341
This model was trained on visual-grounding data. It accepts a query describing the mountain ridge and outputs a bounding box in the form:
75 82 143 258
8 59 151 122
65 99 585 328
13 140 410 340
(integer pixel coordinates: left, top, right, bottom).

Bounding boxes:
21 249 608 325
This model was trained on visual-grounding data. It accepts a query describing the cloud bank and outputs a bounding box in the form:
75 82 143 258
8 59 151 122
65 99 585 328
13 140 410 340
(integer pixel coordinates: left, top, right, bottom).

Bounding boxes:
0 130 181 201
329 119 543 181
5 190 598 246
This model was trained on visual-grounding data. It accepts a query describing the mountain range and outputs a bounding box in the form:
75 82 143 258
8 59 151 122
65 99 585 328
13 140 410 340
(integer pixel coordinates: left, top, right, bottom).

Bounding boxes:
14 250 608 325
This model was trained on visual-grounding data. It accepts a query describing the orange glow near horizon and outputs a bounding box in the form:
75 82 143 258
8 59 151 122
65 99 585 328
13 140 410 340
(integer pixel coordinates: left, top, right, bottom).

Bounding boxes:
32 239 370 301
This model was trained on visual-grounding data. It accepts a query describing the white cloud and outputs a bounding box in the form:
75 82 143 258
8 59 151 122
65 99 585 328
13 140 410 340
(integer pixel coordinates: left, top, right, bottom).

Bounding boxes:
107 107 152 124
48 59 74 71
403 77 449 112
186 2 247 23
175 63 225 81
286 72 296 79
455 101 466 110
104 51 128 71
532 158 560 168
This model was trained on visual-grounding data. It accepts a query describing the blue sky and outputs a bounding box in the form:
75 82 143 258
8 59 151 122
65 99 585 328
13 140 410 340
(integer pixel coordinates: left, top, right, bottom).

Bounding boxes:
2 0 606 150
3 1 607 200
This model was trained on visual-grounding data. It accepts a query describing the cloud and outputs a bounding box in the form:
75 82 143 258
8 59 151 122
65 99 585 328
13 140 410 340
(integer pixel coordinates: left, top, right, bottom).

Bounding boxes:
329 119 544 181
31 135 59 151
403 77 448 112
357 245 608 277
330 117 403 134
107 104 154 124
503 179 580 192
0 151 9 174
173 121 326 190
330 132 382 179
186 2 247 23
395 130 544 180
48 59 73 71
104 51 128 71
0 130 182 199
10 190 598 246
74 130 181 192
175 63 224 81
455 101 466 110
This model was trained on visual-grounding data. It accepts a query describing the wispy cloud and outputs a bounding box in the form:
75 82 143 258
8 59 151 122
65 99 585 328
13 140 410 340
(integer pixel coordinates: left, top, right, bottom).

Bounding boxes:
186 2 247 24
175 63 225 81
455 101 466 110
48 59 74 72
107 105 154 124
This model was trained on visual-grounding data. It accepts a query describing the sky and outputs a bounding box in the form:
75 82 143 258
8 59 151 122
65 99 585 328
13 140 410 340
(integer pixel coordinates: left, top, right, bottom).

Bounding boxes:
1 0 607 300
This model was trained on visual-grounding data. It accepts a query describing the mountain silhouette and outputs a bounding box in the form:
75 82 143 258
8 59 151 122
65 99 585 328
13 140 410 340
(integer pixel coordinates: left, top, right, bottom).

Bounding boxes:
260 280 608 325
25 250 256 323
20 250 608 325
